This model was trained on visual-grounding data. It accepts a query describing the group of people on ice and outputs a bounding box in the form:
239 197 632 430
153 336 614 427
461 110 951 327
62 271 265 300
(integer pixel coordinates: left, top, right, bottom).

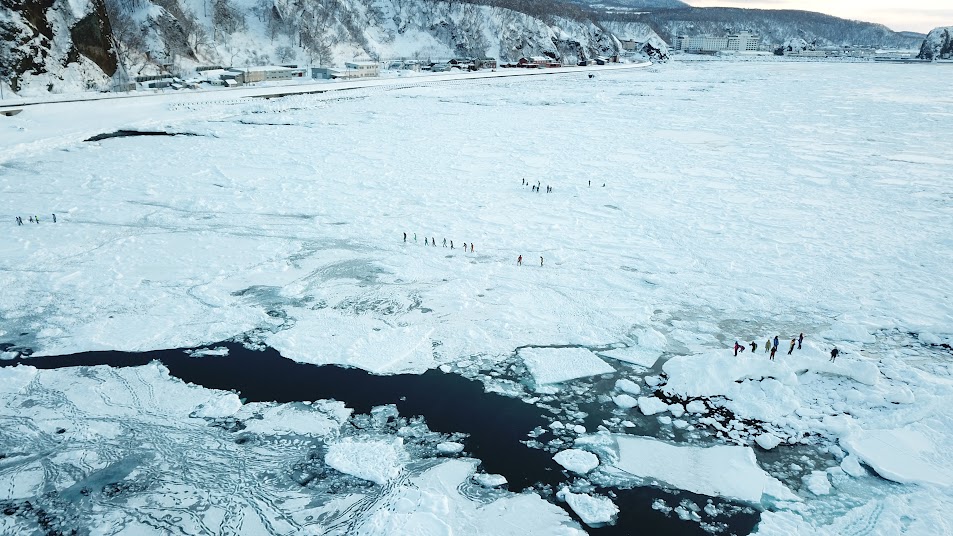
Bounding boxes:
522 178 554 193
14 214 56 225
403 232 474 252
733 333 840 362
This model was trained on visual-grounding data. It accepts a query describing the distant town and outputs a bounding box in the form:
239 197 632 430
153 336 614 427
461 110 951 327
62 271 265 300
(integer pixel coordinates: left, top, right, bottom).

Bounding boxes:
672 31 939 61
118 55 623 92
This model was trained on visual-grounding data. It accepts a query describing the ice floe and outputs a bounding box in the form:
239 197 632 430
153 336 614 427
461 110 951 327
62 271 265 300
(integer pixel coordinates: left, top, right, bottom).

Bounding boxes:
841 425 953 487
553 449 600 474
518 347 614 390
325 437 408 485
556 488 619 527
578 434 797 504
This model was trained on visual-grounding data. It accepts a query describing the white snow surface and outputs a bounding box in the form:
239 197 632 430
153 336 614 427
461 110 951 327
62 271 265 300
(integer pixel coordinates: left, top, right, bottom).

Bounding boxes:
612 394 638 408
578 433 797 504
325 437 408 485
557 488 619 527
841 425 953 487
637 396 669 416
803 471 831 496
519 347 615 388
553 449 600 474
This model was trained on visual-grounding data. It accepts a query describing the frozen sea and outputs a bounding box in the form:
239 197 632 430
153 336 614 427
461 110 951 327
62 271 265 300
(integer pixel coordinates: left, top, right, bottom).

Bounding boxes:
1 61 953 535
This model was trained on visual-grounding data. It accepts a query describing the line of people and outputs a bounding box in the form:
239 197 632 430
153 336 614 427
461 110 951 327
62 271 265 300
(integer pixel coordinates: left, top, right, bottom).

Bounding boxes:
403 232 474 252
733 333 839 362
15 214 56 225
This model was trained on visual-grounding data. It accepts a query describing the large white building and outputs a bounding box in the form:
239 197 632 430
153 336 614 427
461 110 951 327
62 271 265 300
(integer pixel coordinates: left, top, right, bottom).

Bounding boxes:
675 32 760 53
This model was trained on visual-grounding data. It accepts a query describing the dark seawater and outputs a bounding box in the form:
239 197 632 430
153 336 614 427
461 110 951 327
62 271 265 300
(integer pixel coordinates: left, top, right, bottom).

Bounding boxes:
2 342 760 535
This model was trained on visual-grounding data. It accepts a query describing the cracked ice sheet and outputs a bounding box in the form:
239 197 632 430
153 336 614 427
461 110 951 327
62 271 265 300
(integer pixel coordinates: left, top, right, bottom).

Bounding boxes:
577 433 797 505
518 347 615 389
0 364 585 536
357 459 584 536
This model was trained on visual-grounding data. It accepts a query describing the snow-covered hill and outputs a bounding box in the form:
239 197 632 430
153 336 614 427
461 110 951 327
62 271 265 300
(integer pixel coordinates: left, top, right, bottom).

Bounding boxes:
0 0 117 96
917 26 953 60
0 0 670 96
606 7 924 50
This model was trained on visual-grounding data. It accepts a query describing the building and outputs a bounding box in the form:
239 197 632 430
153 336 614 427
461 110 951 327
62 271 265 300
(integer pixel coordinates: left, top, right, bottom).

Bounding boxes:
475 58 497 69
518 56 560 68
342 61 380 78
676 32 760 53
226 66 306 84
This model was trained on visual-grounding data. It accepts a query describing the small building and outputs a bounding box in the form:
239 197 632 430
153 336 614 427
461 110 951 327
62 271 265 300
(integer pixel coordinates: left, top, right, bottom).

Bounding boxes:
475 58 497 69
342 61 380 78
312 67 343 79
519 56 561 68
227 66 306 84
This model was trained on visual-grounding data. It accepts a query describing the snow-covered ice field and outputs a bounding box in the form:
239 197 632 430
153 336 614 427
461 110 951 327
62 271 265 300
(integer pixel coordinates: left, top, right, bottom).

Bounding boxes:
2 61 953 534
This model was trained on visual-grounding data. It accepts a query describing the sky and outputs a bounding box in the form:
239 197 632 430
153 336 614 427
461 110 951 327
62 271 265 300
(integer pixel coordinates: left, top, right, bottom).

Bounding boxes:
685 1 952 33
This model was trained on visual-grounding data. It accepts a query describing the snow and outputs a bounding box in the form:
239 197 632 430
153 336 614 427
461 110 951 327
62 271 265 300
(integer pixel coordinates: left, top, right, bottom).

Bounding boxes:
612 394 638 408
557 488 619 527
519 347 615 389
841 426 953 487
585 434 797 504
553 449 600 474
364 460 585 536
473 473 508 487
436 441 465 454
755 433 783 450
803 471 831 495
839 454 866 478
637 396 669 416
325 437 408 485
615 378 641 395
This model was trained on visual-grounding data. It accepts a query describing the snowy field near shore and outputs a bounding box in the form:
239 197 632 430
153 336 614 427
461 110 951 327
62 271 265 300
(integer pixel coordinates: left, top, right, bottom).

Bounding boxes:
2 61 953 534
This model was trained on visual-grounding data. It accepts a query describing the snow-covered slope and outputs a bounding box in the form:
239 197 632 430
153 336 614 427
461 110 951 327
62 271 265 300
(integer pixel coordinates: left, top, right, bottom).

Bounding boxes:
2 0 646 96
598 20 669 58
917 26 953 60
613 7 924 49
0 0 117 96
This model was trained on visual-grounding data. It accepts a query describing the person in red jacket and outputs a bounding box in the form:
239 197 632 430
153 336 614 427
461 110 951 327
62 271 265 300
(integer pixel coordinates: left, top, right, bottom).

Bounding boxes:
733 341 745 356
517 255 522 266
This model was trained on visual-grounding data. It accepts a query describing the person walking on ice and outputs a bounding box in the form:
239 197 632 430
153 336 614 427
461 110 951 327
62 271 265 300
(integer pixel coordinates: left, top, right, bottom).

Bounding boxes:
517 255 522 266
773 335 780 351
770 346 777 361
432 237 436 247
463 243 468 252
450 241 454 249
765 339 771 353
540 256 544 267
788 338 796 355
403 232 407 242
733 341 745 356
442 238 447 247
470 243 474 252
750 341 758 353
798 332 804 349
52 214 56 223
830 347 839 362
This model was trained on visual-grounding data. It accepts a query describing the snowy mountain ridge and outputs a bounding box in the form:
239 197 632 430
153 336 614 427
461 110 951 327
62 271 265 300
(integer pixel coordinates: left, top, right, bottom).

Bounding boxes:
605 7 924 50
0 0 666 96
